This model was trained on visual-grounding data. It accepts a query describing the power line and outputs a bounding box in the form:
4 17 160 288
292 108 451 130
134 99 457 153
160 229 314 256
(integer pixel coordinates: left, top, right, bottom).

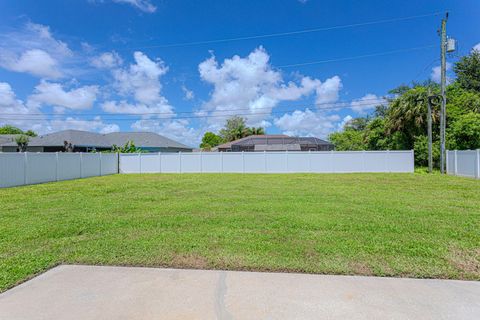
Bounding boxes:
0 99 390 122
278 45 436 68
1 97 390 117
123 12 442 50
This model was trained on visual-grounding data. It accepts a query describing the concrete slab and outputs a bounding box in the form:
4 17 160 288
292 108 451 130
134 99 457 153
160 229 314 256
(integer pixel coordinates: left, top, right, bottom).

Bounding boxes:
0 265 478 320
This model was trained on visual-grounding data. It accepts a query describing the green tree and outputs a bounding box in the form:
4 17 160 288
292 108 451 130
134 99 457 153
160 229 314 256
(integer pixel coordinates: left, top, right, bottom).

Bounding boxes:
200 132 224 150
0 125 37 136
218 116 266 142
453 50 480 92
0 125 24 134
15 135 29 152
246 127 265 135
25 130 37 137
328 129 366 151
386 85 440 149
112 140 142 153
449 112 480 150
219 116 249 142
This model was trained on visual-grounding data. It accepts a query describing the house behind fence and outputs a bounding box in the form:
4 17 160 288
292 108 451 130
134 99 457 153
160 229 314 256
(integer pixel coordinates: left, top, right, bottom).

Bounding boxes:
0 130 192 153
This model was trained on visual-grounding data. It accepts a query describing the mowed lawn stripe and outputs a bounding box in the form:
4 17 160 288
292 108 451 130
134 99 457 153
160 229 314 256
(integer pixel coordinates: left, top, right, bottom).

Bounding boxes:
0 173 479 292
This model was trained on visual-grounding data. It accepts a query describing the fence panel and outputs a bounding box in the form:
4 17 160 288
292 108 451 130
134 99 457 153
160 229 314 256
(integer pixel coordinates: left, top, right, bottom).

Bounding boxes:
101 153 118 175
26 153 57 184
140 154 160 173
0 153 25 188
244 153 266 173
119 154 140 174
201 153 222 173
119 151 414 174
58 153 81 180
446 150 480 179
181 153 202 173
221 153 243 173
286 152 310 173
0 152 119 188
81 153 101 177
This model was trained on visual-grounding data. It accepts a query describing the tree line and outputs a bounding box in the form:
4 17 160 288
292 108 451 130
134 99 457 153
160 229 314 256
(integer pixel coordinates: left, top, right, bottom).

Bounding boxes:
328 50 480 167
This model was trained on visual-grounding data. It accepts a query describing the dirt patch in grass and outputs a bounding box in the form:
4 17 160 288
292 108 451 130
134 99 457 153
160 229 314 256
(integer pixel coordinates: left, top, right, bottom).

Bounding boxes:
170 253 209 269
448 247 480 275
349 262 374 276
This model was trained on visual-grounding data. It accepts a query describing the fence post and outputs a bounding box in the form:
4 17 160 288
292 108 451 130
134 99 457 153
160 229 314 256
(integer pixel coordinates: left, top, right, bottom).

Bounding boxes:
386 150 390 173
221 152 224 173
309 150 312 173
79 153 83 178
446 150 449 174
158 152 161 173
55 152 59 181
99 152 102 176
286 150 289 173
476 149 480 179
264 151 267 173
24 152 28 185
179 151 182 173
242 151 245 173
138 153 142 174
330 150 334 173
200 151 203 173
454 150 458 176
362 150 366 172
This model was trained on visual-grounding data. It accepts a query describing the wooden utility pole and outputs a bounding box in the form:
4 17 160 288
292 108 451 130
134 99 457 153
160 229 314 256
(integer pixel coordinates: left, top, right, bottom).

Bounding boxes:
439 13 448 174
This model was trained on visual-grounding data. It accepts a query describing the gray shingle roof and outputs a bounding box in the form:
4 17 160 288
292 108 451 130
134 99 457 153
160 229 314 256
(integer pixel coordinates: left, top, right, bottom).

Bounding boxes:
1 130 191 149
216 135 333 149
0 134 22 146
105 132 190 149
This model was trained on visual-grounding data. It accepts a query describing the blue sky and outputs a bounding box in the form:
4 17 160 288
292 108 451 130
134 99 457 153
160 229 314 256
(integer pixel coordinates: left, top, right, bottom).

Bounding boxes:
0 0 479 147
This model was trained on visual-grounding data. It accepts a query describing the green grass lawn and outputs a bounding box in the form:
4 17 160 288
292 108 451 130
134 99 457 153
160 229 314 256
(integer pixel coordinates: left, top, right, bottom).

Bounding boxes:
1 173 479 291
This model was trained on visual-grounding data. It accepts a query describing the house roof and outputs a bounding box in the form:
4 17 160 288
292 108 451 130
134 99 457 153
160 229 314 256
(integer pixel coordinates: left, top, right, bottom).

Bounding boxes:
0 134 22 146
2 130 191 149
105 132 190 149
216 134 333 149
215 135 289 149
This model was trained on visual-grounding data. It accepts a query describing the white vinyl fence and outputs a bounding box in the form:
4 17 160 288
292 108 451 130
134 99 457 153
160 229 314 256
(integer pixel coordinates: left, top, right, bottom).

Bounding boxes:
119 150 414 174
446 150 480 179
0 152 118 188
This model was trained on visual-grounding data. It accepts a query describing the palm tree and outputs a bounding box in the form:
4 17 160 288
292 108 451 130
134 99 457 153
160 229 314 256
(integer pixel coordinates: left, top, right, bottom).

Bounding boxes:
247 127 265 135
15 135 29 152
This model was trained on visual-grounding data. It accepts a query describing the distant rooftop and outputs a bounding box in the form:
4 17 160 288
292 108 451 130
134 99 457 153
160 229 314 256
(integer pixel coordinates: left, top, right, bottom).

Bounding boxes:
1 130 191 150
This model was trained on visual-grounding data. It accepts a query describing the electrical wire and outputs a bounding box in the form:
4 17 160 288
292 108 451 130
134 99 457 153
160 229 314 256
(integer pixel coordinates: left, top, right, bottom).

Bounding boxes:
124 12 442 49
0 99 390 122
1 97 391 117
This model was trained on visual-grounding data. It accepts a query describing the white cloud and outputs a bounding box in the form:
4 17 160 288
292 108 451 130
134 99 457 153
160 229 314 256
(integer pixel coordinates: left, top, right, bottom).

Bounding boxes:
103 51 174 116
181 85 194 100
44 117 119 134
274 108 340 138
0 82 46 131
28 81 99 110
198 46 342 128
337 115 353 130
90 0 157 12
0 82 39 115
91 51 123 69
315 76 342 107
431 62 452 84
0 49 62 79
131 119 200 147
0 23 72 78
113 0 156 12
473 43 480 51
350 94 386 114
